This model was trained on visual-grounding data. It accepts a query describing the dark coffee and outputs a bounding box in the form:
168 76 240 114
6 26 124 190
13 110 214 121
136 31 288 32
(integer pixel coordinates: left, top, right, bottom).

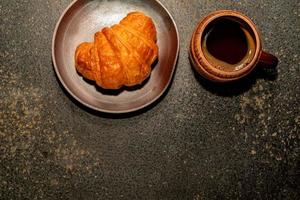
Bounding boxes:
202 18 256 72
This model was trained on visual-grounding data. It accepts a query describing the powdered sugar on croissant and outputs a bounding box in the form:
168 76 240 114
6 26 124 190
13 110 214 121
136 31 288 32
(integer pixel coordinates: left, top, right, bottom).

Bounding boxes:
75 12 158 90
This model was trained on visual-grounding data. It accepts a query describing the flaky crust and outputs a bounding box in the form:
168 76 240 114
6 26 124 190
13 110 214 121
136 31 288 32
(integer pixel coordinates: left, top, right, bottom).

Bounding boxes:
75 12 158 89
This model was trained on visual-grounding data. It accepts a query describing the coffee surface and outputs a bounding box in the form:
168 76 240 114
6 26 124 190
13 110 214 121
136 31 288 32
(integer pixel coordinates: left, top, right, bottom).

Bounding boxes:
202 18 256 72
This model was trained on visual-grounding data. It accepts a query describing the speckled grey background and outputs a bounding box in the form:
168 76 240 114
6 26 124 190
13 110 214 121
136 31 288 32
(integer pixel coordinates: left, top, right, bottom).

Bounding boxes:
0 0 299 199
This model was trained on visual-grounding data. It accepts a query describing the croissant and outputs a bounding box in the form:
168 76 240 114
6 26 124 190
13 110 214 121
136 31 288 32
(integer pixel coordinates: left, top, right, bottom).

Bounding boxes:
75 12 158 90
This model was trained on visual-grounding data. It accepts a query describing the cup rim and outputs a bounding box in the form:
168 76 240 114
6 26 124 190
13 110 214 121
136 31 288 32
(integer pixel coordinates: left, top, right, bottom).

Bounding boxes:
191 10 262 81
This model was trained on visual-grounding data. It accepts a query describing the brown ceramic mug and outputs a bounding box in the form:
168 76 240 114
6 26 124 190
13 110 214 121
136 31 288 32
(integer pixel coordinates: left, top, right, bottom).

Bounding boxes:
190 10 278 82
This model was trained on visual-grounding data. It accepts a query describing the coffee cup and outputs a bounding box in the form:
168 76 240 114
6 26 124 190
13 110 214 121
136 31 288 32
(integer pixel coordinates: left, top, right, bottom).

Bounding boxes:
190 10 278 82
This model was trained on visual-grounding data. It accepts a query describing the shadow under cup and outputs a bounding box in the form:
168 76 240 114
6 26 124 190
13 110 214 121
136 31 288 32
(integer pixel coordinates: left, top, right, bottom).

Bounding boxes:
190 10 278 82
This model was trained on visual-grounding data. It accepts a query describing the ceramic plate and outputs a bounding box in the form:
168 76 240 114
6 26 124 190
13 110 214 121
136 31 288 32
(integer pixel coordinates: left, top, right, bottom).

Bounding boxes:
52 0 179 113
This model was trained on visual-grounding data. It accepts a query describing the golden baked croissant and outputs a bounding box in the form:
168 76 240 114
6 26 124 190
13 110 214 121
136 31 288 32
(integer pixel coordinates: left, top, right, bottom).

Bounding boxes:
75 12 158 90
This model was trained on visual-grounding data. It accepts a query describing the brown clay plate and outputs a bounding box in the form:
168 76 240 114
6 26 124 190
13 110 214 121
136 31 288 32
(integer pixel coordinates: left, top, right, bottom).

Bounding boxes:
52 0 179 114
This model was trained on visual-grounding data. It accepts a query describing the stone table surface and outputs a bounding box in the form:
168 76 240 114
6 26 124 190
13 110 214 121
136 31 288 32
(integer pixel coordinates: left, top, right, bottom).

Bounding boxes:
0 0 299 199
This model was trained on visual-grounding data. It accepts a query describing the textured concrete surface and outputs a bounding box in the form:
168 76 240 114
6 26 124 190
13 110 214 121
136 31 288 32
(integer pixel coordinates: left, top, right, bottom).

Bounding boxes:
0 0 299 199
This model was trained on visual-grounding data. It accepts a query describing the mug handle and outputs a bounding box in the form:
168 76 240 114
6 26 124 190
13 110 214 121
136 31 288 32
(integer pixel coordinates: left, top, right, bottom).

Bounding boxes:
259 51 279 67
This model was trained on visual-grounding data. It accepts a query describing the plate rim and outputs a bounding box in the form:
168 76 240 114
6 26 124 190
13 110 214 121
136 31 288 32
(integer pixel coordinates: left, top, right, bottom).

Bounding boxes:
52 0 180 114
